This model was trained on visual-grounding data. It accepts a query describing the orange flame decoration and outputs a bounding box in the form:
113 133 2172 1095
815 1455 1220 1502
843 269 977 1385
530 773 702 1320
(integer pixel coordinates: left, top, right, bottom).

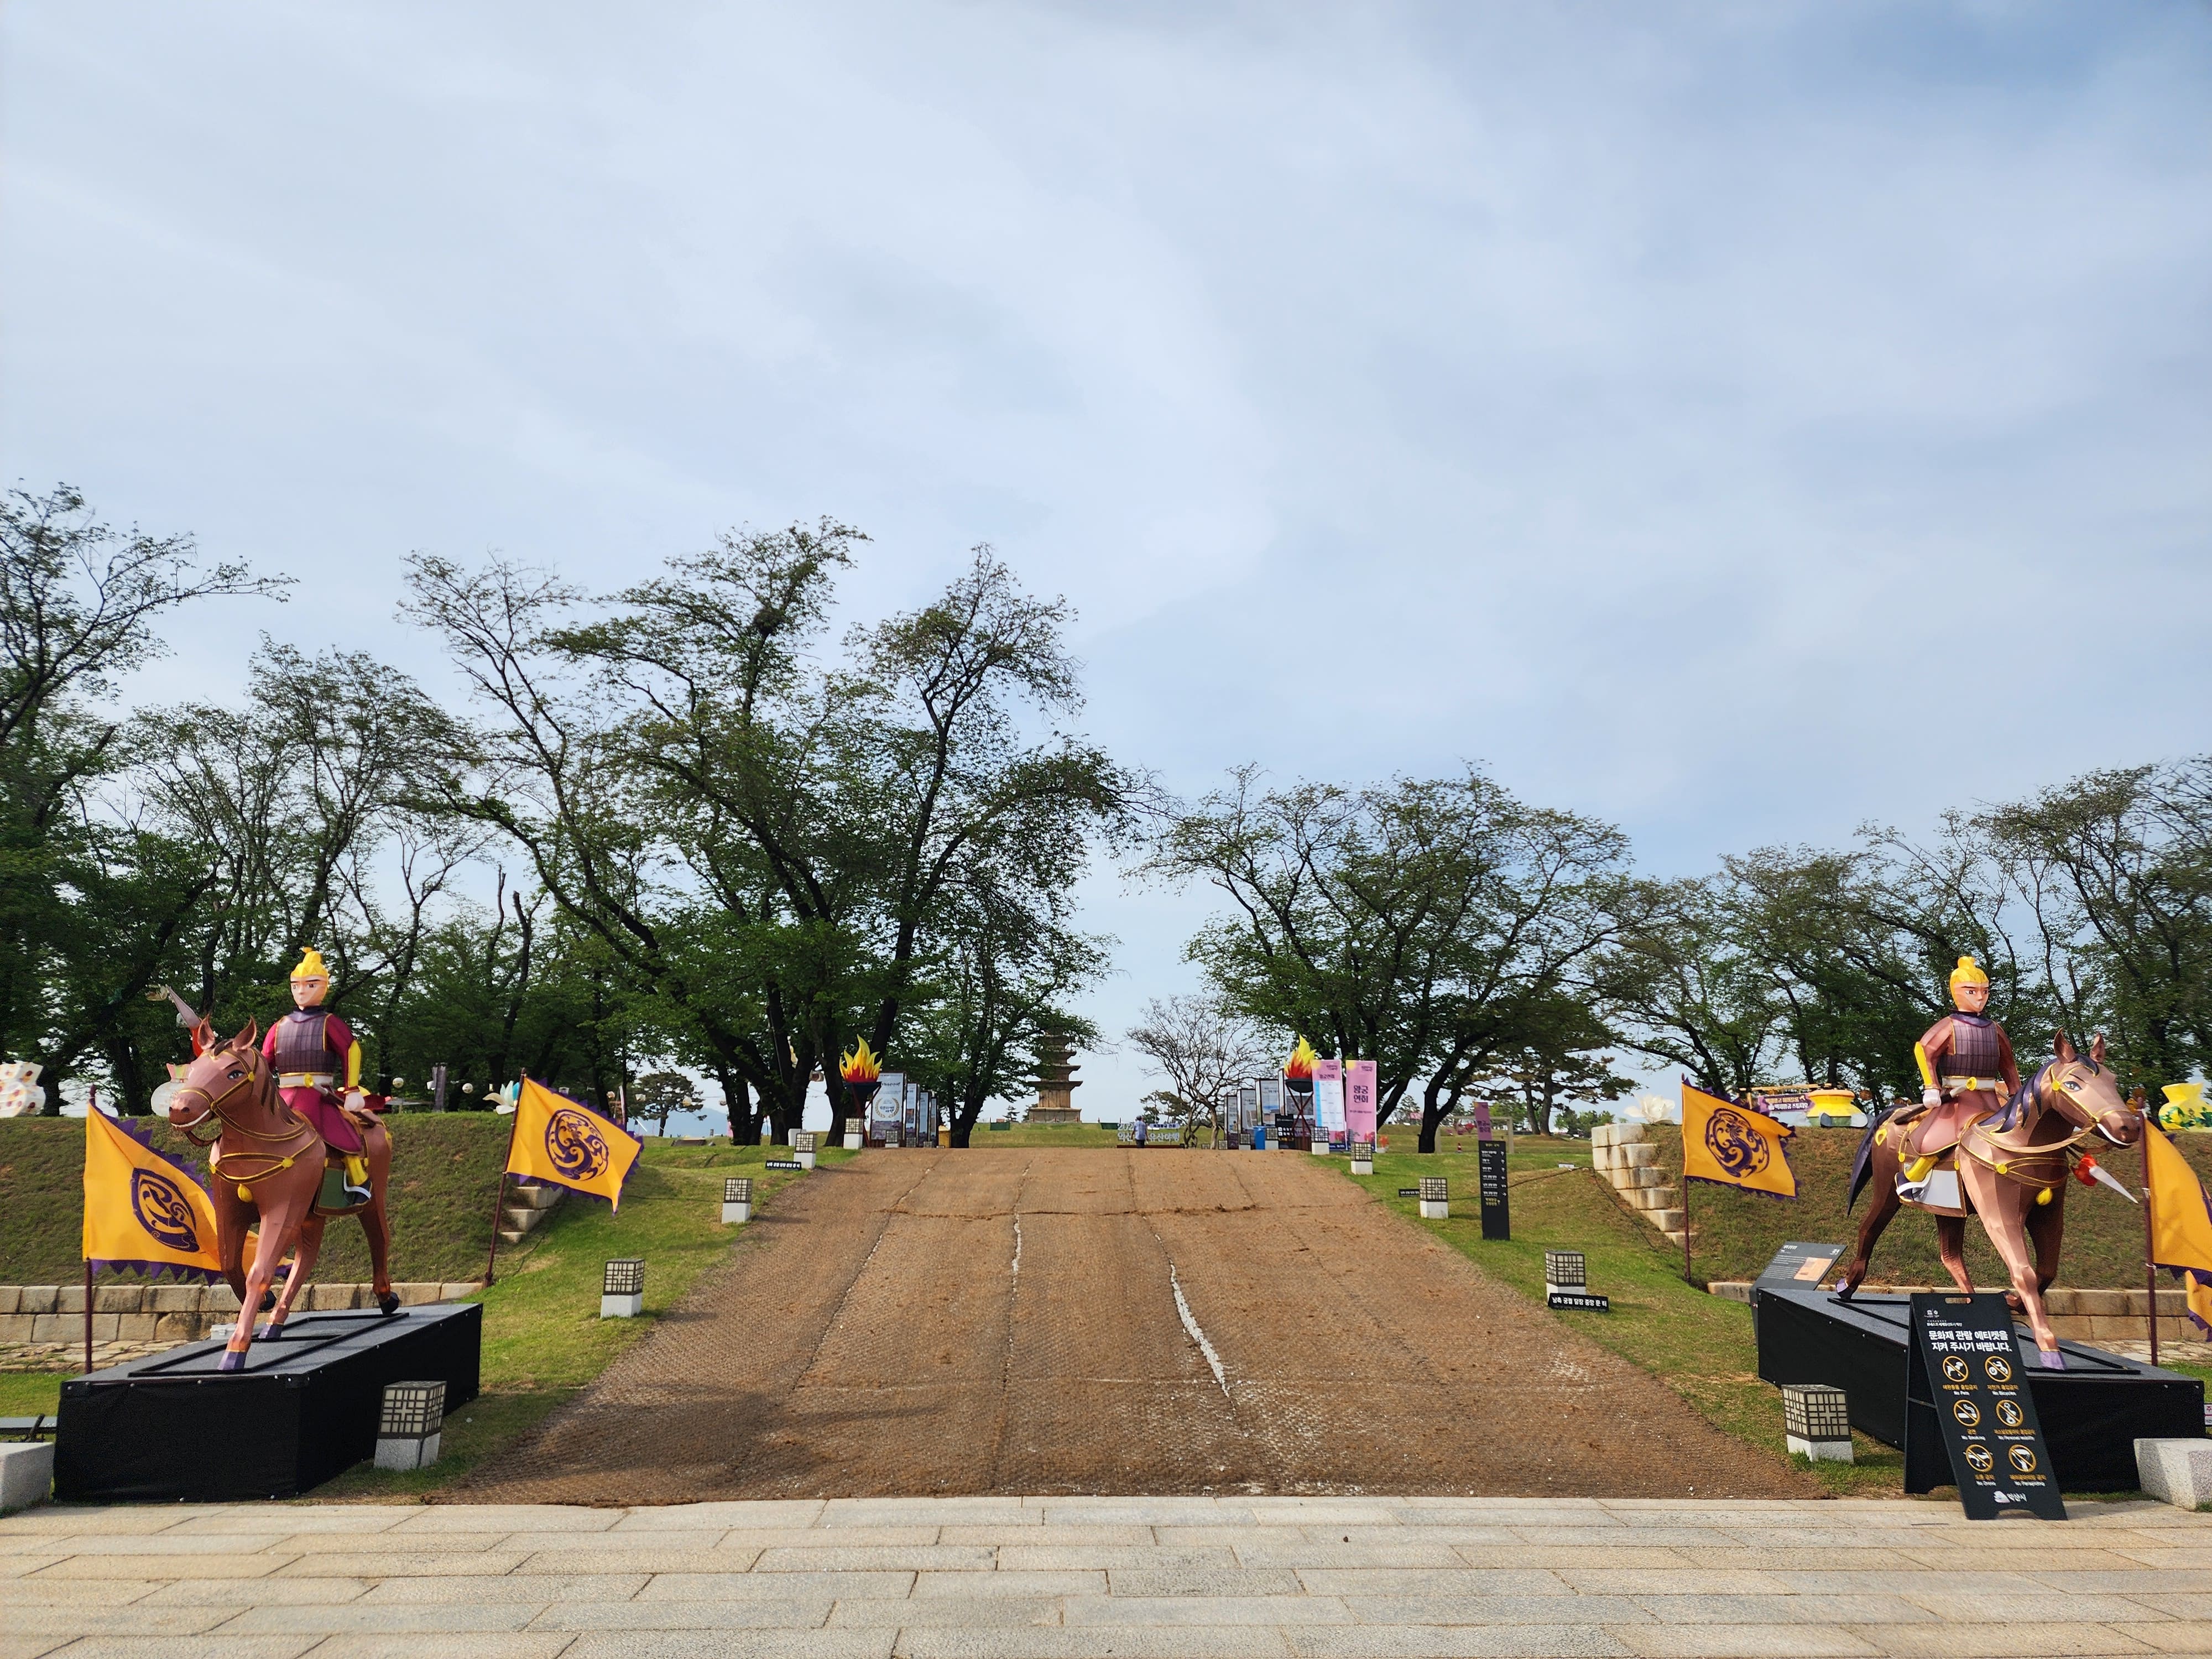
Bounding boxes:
1284 1036 1318 1080
839 1037 883 1083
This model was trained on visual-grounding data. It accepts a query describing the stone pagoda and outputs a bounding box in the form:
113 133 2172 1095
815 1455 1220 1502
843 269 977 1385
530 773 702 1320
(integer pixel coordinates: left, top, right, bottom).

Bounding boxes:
1027 1036 1083 1125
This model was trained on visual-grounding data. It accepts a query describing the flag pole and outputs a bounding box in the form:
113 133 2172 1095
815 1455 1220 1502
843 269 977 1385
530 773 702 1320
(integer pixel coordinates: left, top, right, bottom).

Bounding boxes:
2145 1110 2159 1369
83 1259 93 1374
482 1075 523 1287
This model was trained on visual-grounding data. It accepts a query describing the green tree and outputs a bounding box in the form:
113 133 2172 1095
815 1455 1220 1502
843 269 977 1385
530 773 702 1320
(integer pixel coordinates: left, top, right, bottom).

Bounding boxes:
1150 767 1629 1151
0 485 288 1105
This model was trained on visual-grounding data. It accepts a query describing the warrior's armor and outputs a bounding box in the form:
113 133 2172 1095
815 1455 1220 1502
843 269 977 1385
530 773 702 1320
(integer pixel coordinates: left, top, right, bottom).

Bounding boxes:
263 949 369 1205
264 1009 367 1156
1896 957 2020 1196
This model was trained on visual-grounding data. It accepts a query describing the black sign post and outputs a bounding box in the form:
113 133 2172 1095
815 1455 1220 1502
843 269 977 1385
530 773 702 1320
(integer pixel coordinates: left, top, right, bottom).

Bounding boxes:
1906 1292 2065 1520
1478 1139 1510 1241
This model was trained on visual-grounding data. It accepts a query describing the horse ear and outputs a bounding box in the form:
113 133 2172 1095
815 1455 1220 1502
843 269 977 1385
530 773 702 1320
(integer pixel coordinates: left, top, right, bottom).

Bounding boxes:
233 1019 258 1054
191 1018 213 1056
2091 1032 2107 1066
2054 1030 2078 1063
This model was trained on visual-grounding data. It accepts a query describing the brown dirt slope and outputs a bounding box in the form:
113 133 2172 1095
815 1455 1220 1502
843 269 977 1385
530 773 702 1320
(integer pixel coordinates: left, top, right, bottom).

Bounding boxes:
460 1149 1813 1503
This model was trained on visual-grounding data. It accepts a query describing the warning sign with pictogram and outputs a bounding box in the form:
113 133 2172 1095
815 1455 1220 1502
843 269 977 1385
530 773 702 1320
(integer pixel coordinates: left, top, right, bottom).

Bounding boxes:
1905 1292 2064 1520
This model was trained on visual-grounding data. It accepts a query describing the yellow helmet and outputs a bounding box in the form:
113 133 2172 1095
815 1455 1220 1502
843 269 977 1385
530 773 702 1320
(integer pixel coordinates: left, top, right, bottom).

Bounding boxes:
1948 955 1989 992
289 947 330 983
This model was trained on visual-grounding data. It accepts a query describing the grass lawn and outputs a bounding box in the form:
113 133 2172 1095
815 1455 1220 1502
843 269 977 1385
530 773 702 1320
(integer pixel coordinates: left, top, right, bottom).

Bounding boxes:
0 1112 523 1286
1635 1121 2212 1290
969 1120 1122 1147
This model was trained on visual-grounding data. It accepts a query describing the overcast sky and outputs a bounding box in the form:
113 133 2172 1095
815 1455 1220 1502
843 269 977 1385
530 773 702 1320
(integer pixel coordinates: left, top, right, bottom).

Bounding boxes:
6 3 2209 1123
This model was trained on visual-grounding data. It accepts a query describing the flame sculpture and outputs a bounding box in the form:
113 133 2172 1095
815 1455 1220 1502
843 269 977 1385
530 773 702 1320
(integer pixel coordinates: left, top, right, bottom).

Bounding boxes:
840 1037 883 1084
1284 1036 1318 1081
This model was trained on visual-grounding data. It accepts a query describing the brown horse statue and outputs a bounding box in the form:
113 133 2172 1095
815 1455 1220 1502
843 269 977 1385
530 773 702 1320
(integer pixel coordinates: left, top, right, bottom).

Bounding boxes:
166 1020 397 1370
1839 1031 2142 1367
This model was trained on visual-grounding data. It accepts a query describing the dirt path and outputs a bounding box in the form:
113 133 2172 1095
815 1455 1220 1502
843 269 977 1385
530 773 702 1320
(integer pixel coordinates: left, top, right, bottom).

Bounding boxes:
459 1149 1814 1502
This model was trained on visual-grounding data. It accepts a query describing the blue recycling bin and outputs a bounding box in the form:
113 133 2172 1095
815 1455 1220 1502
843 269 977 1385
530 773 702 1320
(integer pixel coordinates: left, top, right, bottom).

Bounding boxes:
1251 1124 1266 1150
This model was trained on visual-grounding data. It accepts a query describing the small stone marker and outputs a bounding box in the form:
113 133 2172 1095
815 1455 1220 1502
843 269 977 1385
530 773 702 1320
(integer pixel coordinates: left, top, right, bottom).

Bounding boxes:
2138 1438 2212 1507
601 1258 645 1318
0 1439 53 1512
844 1125 863 1150
722 1176 753 1224
1783 1382 1854 1463
1545 1249 1609 1312
375 1379 446 1471
1349 1139 1375 1175
792 1131 817 1170
1418 1175 1449 1220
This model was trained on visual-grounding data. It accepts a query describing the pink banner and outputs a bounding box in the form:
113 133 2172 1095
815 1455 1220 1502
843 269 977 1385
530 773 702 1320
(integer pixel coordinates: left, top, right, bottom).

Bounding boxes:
1345 1060 1378 1142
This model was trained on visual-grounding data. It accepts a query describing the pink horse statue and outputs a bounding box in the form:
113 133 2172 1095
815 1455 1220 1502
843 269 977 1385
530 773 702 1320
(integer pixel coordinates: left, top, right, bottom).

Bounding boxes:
166 1020 397 1370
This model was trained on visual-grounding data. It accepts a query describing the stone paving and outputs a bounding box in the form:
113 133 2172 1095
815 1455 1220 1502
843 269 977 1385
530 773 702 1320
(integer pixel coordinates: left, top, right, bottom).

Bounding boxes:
10 1495 2212 1657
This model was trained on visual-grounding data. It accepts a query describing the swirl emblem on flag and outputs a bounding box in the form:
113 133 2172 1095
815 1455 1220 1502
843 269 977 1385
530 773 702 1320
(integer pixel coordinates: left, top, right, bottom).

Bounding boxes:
1703 1106 1771 1178
130 1167 200 1253
546 1107 611 1181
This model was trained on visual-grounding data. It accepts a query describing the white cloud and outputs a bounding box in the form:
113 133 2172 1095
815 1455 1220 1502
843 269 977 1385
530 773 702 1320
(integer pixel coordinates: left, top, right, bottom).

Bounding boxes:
4 1 2207 1113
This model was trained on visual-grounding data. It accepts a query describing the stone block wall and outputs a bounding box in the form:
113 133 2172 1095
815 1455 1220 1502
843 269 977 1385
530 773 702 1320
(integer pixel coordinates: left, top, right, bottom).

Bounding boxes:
0 1281 482 1344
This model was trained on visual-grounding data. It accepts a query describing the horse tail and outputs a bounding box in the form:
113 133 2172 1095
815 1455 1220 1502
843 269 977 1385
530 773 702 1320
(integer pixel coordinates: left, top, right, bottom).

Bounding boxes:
1846 1109 1887 1213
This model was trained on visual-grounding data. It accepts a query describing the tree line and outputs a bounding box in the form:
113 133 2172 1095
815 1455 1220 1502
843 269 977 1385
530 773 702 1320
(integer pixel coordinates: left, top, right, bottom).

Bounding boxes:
2 487 1134 1145
1140 761 2212 1149
9 484 2207 1151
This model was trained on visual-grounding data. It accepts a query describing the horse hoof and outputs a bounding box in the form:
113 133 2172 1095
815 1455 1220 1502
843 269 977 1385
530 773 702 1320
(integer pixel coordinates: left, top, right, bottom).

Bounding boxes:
2038 1346 2067 1370
258 1288 278 1312
254 1322 283 1340
1834 1283 1855 1302
377 1292 401 1316
217 1350 246 1373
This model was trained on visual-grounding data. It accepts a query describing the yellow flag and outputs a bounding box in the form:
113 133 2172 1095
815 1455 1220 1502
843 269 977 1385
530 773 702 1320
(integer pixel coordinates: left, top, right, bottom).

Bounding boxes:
2145 1123 2212 1334
82 1107 223 1279
1680 1079 1798 1199
505 1077 642 1209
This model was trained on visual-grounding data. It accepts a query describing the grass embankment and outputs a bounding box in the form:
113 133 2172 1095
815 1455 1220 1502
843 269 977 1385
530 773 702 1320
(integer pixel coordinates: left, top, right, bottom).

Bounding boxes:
0 1112 519 1286
321 1139 846 1499
973 1120 1120 1147
1634 1121 2212 1289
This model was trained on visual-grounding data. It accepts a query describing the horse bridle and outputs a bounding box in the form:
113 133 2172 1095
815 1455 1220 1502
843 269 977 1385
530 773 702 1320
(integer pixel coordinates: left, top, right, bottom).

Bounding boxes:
2042 1060 2138 1145
171 1047 312 1160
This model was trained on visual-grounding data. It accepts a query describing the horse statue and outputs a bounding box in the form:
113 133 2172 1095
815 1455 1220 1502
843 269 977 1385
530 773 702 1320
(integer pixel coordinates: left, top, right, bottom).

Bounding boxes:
1838 1031 2142 1368
166 1019 397 1370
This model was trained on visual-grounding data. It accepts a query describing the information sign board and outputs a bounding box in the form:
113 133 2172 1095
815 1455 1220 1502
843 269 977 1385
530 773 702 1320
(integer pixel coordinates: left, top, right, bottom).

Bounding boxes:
1478 1139 1510 1240
1755 1241 1844 1292
1907 1292 2065 1520
1547 1290 1610 1311
764 1158 802 1170
1472 1101 1493 1139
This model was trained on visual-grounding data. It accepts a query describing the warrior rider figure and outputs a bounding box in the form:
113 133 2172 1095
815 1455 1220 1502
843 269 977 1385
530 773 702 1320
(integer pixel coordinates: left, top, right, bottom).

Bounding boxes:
264 948 372 1206
1896 955 2021 1201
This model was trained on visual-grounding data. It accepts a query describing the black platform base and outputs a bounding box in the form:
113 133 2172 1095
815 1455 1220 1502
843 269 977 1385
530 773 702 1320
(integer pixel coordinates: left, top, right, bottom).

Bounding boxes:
55 1301 481 1503
1756 1286 2201 1491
